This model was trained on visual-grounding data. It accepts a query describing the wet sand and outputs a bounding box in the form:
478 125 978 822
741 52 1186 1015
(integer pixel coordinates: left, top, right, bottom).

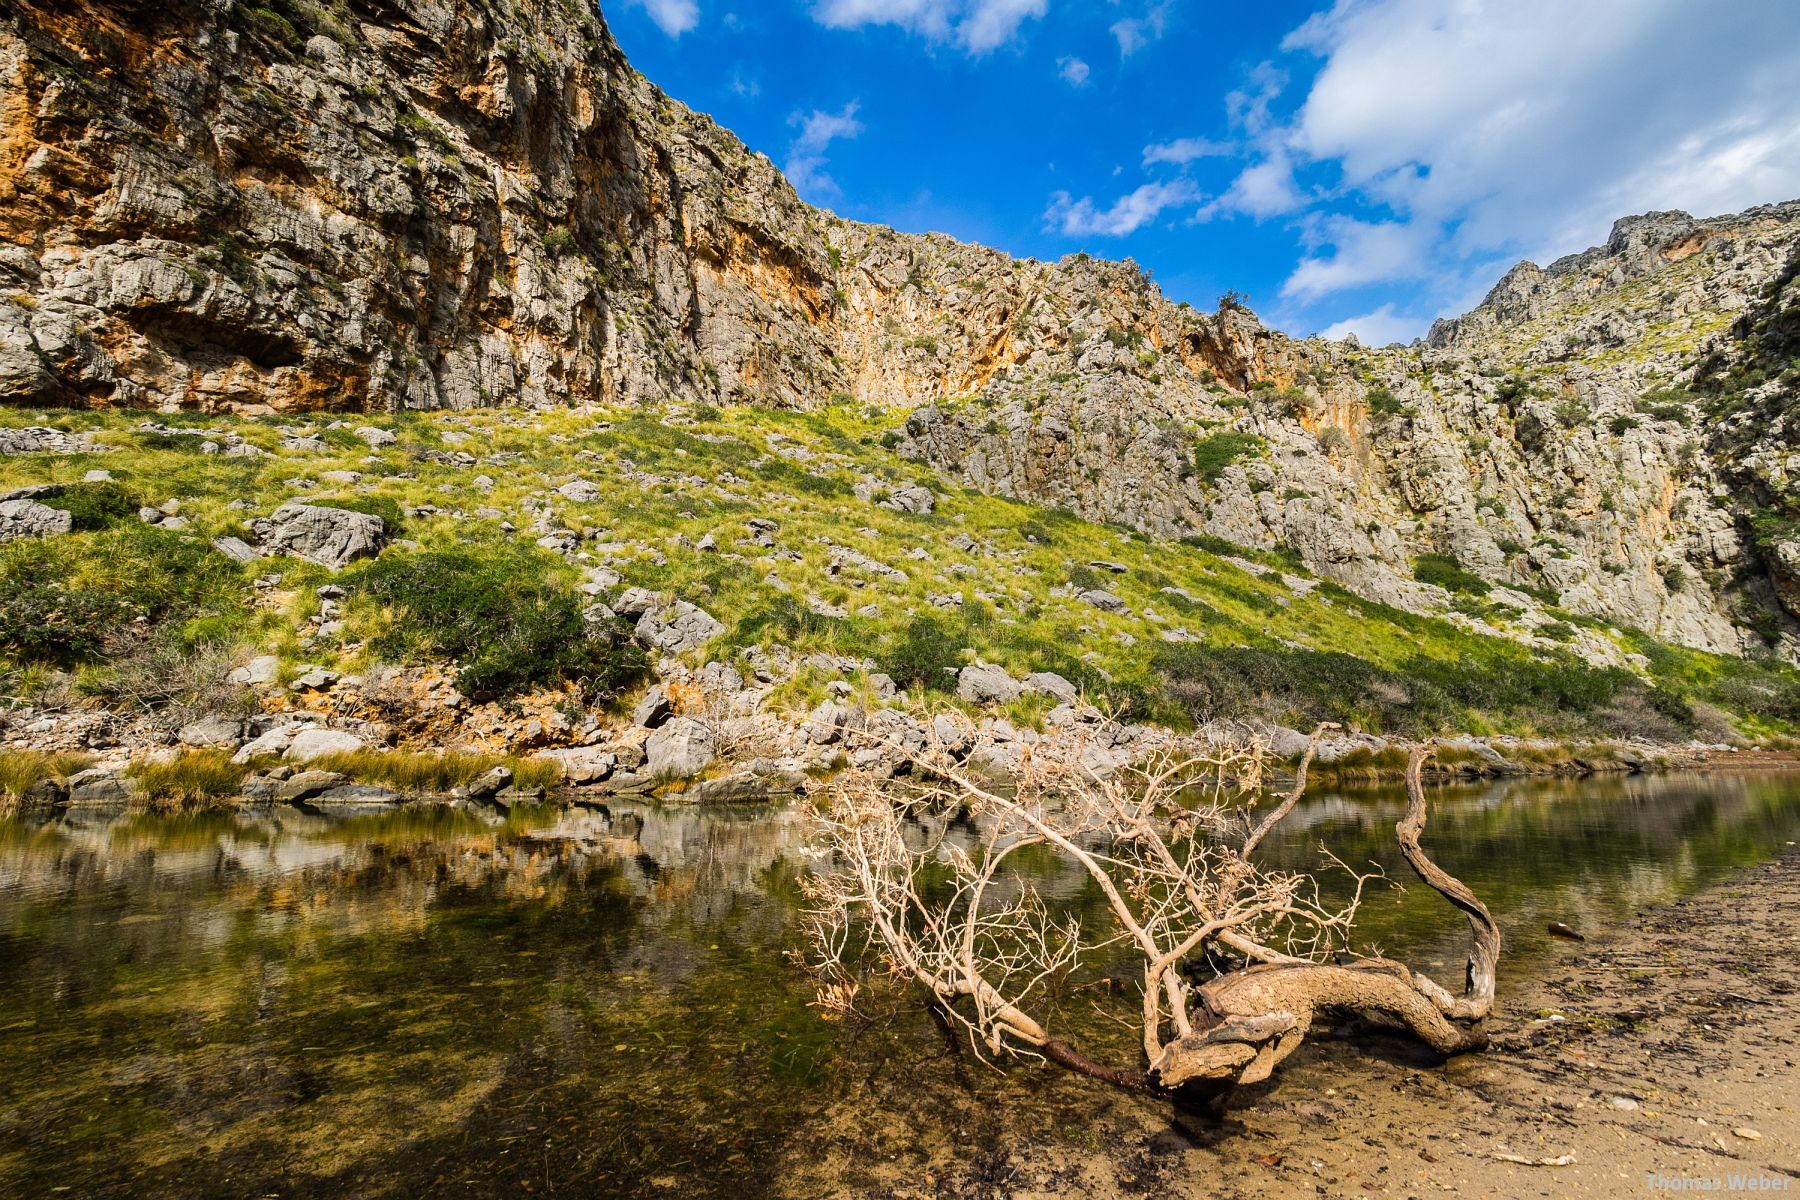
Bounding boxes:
783 844 1800 1198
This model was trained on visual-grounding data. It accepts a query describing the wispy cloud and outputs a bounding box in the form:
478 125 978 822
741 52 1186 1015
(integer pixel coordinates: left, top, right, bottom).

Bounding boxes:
811 0 1047 54
627 0 699 38
1142 136 1232 167
1109 1 1174 57
784 102 865 202
1044 179 1202 237
1220 0 1800 312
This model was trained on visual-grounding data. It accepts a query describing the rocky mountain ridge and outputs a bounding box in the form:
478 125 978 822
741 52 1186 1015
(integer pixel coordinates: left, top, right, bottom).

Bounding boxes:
2 0 1799 661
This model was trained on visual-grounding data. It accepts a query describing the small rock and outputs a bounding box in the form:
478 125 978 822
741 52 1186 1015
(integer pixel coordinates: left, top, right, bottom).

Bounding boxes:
228 655 281 686
632 684 673 728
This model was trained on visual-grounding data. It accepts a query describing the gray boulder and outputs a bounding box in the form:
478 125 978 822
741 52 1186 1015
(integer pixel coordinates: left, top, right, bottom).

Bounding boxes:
1023 671 1079 703
178 714 245 748
635 599 725 656
632 684 673 728
645 717 715 779
956 661 1023 705
252 503 387 569
880 483 936 514
276 770 349 802
0 498 73 543
463 766 513 800
67 767 131 805
285 728 367 761
557 479 603 502
212 536 262 564
1079 589 1129 614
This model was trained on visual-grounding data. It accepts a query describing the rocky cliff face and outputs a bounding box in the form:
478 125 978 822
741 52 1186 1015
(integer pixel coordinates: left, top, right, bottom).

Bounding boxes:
2 0 1799 661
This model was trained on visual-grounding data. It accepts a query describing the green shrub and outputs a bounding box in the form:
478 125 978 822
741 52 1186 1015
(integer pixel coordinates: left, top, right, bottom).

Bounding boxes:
884 616 963 693
731 596 850 648
1412 553 1492 596
542 227 580 259
1366 387 1404 417
0 525 246 668
352 547 648 702
1191 431 1264 483
58 482 139 530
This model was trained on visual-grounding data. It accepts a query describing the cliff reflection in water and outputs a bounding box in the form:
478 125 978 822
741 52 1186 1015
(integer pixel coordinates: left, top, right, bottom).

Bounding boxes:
0 771 1797 1199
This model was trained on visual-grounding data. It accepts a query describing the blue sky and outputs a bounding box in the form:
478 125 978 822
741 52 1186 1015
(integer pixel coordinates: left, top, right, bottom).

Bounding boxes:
609 0 1800 344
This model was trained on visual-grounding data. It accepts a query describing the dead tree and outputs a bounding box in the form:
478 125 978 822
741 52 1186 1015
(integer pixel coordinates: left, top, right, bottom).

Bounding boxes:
798 721 1499 1096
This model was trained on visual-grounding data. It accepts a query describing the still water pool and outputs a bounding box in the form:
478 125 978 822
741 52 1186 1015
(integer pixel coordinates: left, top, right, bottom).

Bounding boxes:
2 770 1798 1198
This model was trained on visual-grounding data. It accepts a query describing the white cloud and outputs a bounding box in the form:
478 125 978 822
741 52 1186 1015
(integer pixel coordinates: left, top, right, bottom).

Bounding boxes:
811 0 1047 54
785 103 865 202
1142 136 1232 168
1317 303 1427 347
1045 179 1202 237
1109 1 1173 58
1057 56 1090 87
627 0 699 37
1281 216 1434 302
1238 0 1800 305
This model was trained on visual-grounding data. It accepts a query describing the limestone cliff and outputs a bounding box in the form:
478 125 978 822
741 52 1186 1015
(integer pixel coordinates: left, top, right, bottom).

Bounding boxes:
2 0 1799 661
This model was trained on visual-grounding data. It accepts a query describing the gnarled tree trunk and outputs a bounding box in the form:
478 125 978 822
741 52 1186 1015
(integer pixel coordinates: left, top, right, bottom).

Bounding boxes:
801 719 1501 1100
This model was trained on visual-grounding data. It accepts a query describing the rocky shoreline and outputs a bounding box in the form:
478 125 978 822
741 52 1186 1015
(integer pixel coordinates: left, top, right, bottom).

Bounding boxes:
1 639 1777 812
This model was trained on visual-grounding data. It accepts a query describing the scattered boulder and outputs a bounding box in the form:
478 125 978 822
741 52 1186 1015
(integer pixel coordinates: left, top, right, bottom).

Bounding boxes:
632 684 673 728
354 426 397 448
178 714 245 748
956 661 1023 706
276 769 348 802
534 749 616 785
880 483 936 514
635 599 725 656
228 655 281 686
0 498 73 543
1079 589 1128 614
463 766 513 800
557 479 603 503
67 767 131 805
0 427 102 455
284 728 367 762
1023 671 1079 703
645 717 715 779
213 536 262 564
251 503 387 570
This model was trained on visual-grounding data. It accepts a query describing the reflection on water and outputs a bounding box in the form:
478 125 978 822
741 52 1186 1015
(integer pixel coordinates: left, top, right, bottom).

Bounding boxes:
1 773 1798 1198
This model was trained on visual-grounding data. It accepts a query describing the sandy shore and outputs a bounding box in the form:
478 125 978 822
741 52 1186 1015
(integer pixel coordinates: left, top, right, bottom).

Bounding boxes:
784 844 1800 1198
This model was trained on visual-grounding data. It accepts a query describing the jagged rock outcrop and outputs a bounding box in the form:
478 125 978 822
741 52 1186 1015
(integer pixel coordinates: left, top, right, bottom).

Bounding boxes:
3 0 1799 659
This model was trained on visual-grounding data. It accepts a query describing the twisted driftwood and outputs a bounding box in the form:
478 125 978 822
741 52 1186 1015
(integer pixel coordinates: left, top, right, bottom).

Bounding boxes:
1150 745 1499 1089
802 722 1501 1098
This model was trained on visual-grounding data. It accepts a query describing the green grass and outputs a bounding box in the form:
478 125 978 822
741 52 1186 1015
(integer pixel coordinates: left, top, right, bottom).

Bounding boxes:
128 751 250 810
0 751 93 808
306 749 561 794
3 402 1798 743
